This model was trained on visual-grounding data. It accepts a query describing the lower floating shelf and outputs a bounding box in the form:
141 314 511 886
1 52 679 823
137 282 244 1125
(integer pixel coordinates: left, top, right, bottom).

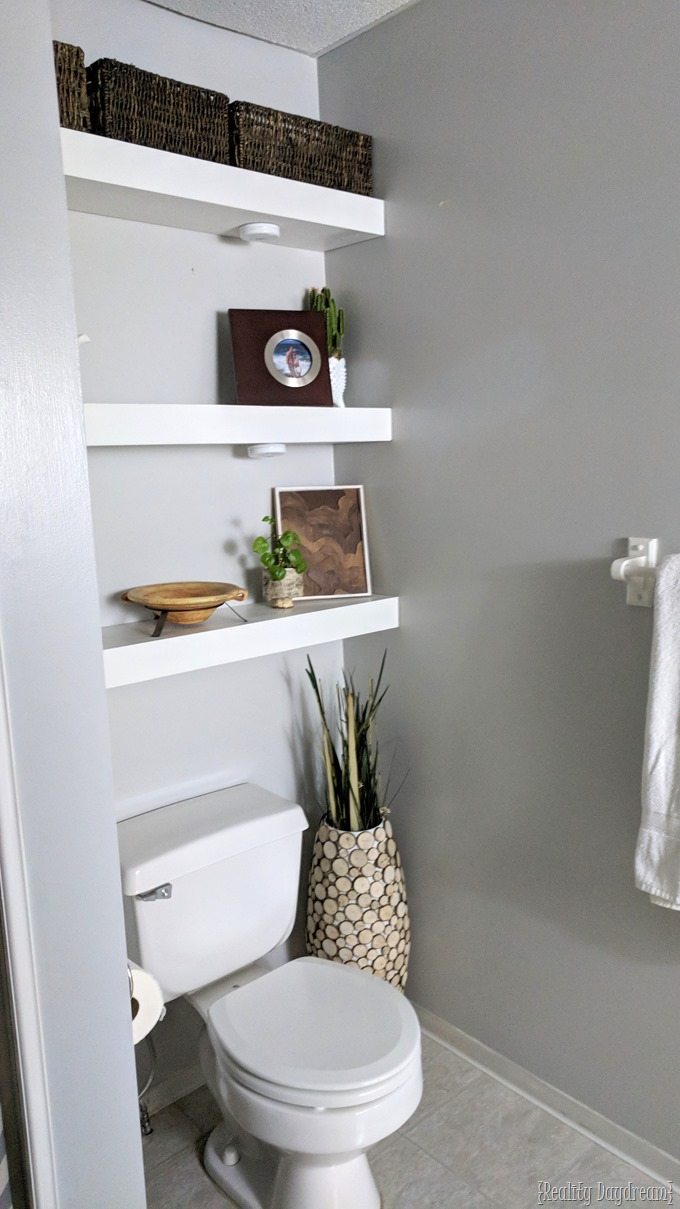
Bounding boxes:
102 595 399 688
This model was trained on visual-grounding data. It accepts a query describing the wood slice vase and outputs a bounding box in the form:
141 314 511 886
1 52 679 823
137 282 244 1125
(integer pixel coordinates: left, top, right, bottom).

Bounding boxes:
306 817 410 990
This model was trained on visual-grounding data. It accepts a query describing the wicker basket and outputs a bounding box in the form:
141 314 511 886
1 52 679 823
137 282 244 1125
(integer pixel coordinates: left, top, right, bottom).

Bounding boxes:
86 58 230 163
306 818 410 990
229 101 373 196
53 41 91 132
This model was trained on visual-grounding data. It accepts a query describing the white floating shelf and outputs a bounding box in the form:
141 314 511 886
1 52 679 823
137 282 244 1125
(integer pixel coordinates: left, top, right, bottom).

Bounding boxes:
61 130 385 252
103 596 399 688
84 403 391 447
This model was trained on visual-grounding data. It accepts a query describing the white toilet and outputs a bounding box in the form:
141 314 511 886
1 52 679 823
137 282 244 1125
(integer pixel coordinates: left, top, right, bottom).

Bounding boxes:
117 782 422 1209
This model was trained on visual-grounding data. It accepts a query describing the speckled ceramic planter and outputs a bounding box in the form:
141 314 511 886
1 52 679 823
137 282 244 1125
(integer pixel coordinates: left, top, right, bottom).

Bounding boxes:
306 817 410 990
262 567 303 609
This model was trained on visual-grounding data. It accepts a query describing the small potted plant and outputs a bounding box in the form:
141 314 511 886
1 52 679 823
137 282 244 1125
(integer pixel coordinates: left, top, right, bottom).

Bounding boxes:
305 654 410 989
306 286 346 407
252 514 307 609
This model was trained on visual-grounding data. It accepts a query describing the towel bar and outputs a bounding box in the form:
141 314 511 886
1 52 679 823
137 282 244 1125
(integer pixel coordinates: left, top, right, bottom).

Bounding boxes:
610 538 658 607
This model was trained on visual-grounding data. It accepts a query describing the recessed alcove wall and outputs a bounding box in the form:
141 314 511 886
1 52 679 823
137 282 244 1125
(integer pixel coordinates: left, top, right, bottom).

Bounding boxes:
50 0 345 1092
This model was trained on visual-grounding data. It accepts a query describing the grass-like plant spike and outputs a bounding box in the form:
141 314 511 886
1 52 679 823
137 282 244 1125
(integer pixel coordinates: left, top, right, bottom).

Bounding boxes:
306 652 388 831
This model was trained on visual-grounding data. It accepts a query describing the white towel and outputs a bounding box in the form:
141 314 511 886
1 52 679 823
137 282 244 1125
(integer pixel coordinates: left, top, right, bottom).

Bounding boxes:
636 554 680 908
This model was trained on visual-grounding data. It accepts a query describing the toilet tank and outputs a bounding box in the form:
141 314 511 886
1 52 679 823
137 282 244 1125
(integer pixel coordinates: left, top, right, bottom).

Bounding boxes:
117 783 308 1002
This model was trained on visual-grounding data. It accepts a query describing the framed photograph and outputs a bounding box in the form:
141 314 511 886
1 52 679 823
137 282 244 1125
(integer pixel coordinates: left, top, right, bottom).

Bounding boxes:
229 310 333 407
275 486 372 599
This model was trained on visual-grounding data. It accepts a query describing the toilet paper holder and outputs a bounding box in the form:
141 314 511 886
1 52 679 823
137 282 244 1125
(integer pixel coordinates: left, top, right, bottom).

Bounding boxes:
128 960 166 1045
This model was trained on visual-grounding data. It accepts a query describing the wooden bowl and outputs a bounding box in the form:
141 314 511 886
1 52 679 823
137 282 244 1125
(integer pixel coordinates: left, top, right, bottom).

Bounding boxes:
121 581 247 625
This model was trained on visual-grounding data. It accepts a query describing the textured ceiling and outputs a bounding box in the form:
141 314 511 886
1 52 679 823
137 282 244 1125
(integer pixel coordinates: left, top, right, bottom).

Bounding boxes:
140 0 419 55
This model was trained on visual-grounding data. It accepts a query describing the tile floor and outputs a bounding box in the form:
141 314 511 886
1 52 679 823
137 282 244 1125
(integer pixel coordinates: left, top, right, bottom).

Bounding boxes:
144 1033 667 1208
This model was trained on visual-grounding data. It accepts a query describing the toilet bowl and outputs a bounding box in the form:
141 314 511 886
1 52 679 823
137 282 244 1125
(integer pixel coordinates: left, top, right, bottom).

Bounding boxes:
116 783 423 1209
192 957 422 1209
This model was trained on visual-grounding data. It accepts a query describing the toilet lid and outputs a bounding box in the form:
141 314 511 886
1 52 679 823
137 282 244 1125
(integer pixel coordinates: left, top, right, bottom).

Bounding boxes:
207 957 420 1096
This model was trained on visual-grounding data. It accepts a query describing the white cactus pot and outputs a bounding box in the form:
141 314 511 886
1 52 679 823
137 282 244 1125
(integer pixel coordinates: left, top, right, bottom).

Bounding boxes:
329 356 346 408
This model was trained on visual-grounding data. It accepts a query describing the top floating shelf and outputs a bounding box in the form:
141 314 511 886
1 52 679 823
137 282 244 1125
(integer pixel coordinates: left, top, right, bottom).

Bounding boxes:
61 130 385 252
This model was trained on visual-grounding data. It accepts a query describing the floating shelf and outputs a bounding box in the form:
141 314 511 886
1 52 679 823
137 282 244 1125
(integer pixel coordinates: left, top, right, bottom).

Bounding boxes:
84 403 392 447
103 595 399 688
61 130 385 252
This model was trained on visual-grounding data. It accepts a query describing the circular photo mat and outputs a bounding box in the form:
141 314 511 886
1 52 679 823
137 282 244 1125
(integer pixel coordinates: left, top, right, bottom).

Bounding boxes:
264 328 322 389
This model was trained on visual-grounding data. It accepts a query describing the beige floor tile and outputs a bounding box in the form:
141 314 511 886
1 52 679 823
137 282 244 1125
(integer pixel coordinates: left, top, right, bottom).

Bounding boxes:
146 1037 665 1209
145 1141 237 1208
176 1084 222 1135
372 1133 499 1208
407 1072 593 1209
142 1105 200 1173
555 1141 671 1199
410 1033 484 1126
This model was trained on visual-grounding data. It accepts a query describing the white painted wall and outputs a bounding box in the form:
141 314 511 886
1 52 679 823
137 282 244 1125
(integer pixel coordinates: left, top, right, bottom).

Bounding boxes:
51 0 341 819
50 0 342 1093
0 2 145 1203
320 0 680 1157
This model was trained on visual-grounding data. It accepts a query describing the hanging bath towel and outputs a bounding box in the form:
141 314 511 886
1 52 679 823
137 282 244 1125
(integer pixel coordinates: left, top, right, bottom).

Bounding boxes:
636 554 680 908
0 1113 13 1209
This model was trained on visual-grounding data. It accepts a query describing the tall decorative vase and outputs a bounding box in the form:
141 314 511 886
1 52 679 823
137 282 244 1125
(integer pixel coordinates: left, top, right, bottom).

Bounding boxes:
328 356 346 407
306 817 410 990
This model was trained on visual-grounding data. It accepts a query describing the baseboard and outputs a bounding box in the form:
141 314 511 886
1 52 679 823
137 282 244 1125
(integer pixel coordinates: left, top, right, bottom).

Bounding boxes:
144 1062 205 1117
416 1005 680 1190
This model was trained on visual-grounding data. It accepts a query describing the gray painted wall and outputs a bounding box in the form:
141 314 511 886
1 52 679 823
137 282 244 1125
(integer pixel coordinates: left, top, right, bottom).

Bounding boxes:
320 0 680 1155
0 2 145 1203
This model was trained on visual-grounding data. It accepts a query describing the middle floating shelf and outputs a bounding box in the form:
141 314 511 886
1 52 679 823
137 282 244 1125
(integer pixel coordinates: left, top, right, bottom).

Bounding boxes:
84 404 392 447
103 595 399 688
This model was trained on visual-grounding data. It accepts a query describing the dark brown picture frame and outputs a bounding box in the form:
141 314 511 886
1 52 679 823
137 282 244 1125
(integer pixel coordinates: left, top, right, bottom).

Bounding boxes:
275 486 372 598
228 309 333 407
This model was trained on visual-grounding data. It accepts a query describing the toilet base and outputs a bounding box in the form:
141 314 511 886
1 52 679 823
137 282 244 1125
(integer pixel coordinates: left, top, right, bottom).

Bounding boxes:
204 1121 381 1209
204 1122 275 1209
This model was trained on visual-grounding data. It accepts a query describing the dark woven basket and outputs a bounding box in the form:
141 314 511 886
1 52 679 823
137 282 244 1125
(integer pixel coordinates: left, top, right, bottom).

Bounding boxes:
86 58 230 163
229 101 372 196
53 41 91 132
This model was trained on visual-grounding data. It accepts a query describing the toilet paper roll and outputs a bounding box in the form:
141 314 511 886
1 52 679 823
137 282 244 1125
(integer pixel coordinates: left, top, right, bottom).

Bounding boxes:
128 961 165 1045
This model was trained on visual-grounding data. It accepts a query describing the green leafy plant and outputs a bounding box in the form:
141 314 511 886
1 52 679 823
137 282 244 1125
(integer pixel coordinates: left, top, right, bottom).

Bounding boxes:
306 653 389 832
306 286 345 359
252 515 307 581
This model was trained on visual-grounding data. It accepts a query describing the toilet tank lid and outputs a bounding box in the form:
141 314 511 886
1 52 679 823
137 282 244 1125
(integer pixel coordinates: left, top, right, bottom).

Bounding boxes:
117 782 308 896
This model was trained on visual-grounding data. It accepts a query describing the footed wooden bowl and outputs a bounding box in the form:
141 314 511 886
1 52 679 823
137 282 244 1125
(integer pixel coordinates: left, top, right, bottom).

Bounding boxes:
121 581 247 626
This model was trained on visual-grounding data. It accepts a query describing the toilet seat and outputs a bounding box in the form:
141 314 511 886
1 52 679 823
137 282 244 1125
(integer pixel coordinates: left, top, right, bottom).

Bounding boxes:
207 956 421 1110
217 1043 421 1109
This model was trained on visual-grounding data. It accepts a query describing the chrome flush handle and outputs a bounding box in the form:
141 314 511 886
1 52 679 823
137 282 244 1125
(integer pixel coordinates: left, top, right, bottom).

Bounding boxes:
136 883 173 902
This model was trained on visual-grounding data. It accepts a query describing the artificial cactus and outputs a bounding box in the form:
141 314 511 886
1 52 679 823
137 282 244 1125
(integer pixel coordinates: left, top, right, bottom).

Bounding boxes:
306 286 345 359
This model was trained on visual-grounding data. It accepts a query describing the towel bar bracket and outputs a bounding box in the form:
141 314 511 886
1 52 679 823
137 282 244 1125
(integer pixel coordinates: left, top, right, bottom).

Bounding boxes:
610 537 658 607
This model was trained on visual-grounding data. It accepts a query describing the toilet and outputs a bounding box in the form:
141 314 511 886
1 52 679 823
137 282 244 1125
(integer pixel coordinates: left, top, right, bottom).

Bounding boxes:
117 781 422 1209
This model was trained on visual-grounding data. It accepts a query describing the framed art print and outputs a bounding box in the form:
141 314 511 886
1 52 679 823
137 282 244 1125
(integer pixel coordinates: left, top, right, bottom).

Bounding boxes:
229 310 333 406
275 486 372 598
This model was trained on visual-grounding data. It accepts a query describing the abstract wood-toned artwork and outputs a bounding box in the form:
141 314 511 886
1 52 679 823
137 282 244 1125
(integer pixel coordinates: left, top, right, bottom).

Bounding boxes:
275 486 371 598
